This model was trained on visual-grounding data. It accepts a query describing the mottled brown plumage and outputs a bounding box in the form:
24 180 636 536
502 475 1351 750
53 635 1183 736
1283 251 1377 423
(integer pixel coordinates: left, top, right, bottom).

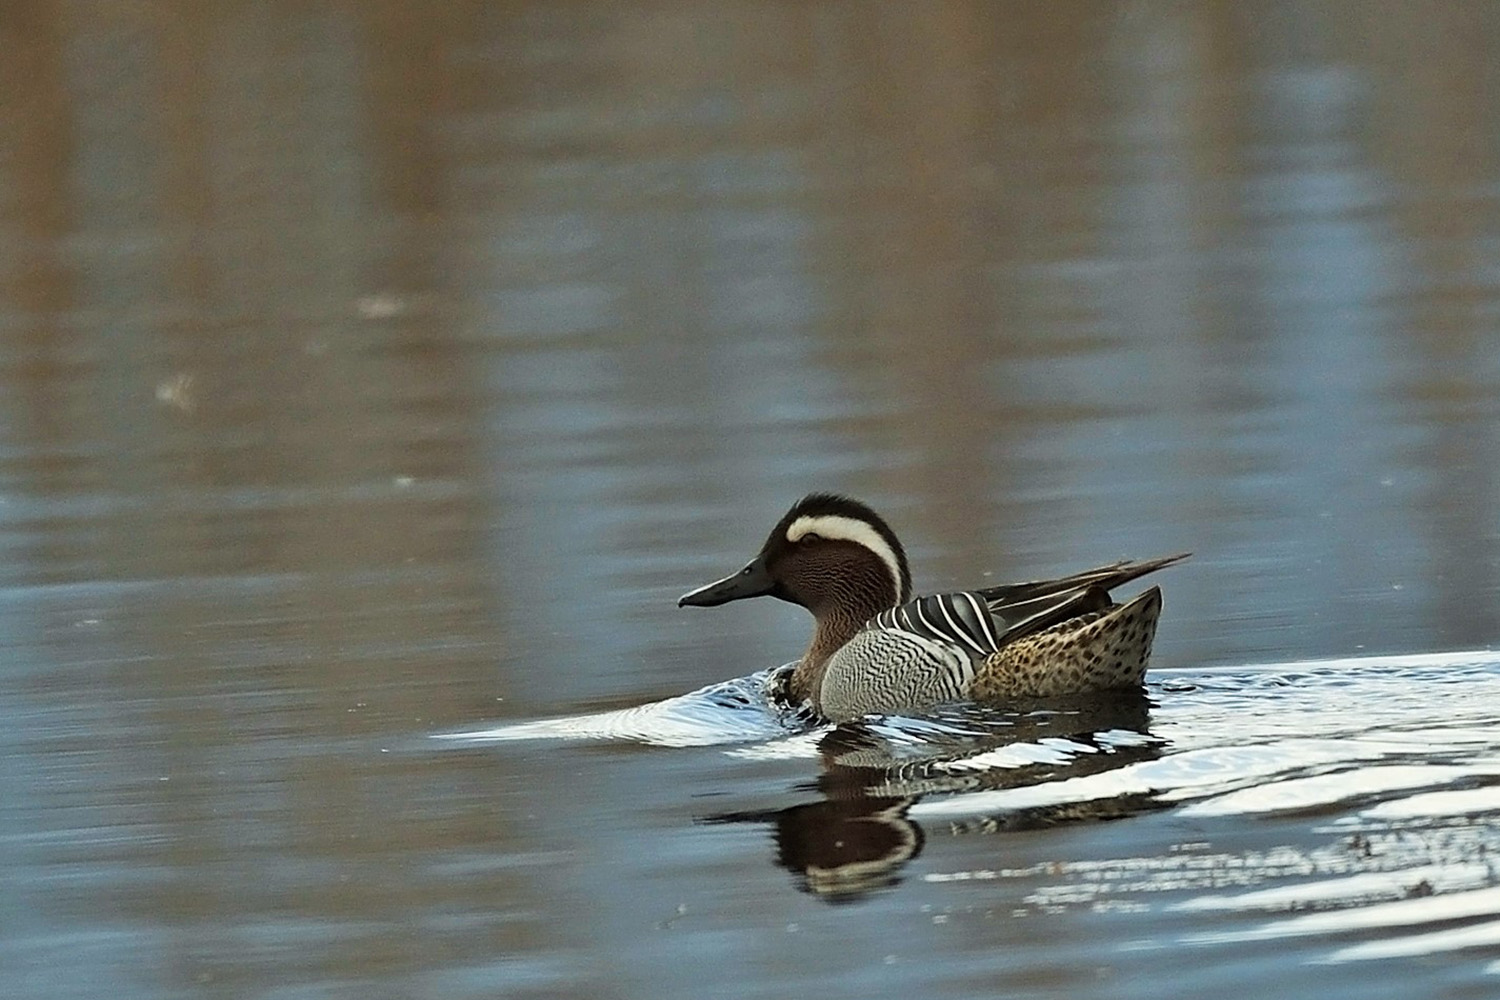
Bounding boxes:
968 586 1163 701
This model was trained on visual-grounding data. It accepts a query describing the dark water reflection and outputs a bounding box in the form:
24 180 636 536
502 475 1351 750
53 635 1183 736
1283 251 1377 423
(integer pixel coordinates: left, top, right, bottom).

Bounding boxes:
698 693 1163 900
4 2 1500 998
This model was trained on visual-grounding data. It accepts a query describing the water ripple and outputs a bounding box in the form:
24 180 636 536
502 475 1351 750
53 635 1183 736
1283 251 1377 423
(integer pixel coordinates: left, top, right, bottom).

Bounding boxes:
445 649 1500 972
435 666 807 747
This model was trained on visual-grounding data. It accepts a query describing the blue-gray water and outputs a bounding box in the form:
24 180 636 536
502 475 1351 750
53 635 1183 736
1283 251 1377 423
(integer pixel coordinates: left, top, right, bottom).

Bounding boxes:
3 3 1500 998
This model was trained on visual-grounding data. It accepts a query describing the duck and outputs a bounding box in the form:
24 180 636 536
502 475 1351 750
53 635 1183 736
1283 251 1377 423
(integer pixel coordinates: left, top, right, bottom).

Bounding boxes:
678 493 1188 723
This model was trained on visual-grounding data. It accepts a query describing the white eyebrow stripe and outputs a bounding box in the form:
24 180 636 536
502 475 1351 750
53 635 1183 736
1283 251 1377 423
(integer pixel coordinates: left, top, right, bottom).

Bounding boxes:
786 514 905 600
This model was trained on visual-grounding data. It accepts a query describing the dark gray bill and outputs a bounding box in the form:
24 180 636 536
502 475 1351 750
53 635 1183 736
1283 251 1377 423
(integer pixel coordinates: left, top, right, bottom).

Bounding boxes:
677 556 774 607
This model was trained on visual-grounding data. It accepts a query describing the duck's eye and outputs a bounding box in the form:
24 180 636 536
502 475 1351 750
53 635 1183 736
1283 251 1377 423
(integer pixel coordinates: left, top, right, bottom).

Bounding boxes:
801 532 823 542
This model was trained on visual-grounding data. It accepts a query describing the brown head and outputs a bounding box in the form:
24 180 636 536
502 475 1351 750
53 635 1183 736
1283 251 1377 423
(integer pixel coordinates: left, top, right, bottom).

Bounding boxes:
678 494 912 699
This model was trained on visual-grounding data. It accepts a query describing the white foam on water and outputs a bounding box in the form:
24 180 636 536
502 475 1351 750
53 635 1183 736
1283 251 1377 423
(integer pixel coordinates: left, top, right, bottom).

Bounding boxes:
1359 785 1500 820
1173 864 1493 913
1185 885 1500 946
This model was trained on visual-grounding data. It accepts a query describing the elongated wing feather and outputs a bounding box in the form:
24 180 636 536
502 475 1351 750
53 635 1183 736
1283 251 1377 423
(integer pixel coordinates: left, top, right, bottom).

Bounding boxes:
870 592 999 656
976 552 1189 630
861 553 1188 660
992 585 1113 646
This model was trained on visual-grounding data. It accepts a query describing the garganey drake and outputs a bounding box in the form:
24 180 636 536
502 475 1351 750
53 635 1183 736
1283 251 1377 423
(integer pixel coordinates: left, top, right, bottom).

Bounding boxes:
679 493 1188 723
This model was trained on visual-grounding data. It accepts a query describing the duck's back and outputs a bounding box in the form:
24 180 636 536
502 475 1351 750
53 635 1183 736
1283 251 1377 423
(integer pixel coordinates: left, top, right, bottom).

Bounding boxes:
815 586 1165 721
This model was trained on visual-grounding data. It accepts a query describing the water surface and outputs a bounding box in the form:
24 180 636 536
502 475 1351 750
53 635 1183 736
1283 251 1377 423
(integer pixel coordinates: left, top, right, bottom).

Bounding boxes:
3 2 1500 998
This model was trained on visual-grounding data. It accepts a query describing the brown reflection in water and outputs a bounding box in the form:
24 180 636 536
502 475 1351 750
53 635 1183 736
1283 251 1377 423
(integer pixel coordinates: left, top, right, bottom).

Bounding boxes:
0 3 558 994
810 4 1108 558
705 693 1160 901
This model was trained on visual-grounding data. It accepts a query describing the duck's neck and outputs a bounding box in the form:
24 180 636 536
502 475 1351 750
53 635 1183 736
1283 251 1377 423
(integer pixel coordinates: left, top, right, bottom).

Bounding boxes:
788 602 886 707
782 557 905 710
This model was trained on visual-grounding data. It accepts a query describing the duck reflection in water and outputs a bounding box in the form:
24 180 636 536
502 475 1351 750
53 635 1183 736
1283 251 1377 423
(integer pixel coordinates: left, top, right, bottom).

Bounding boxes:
704 690 1163 900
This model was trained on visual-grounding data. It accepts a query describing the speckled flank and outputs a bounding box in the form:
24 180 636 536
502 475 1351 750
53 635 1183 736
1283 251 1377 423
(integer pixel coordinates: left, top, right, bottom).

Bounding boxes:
968 586 1164 701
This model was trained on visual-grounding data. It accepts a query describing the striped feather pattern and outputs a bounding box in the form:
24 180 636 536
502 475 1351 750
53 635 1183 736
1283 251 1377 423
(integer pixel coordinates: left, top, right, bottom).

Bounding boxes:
824 585 1169 720
818 628 975 722
869 592 999 657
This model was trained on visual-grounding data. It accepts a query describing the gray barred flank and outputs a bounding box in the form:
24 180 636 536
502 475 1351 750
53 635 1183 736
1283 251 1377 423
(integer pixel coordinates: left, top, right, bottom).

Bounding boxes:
818 628 975 722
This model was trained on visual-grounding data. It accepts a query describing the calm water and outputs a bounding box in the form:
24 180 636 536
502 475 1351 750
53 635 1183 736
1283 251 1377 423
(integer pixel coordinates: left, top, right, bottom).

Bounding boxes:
3 3 1500 998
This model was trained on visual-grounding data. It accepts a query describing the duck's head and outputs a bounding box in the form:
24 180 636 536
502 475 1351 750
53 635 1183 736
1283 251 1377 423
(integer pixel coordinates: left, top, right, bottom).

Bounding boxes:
678 493 912 618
